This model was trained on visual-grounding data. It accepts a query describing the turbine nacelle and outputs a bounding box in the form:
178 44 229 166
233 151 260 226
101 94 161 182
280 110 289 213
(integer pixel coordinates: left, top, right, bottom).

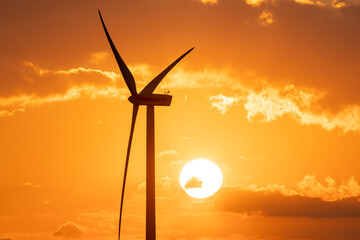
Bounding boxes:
128 94 172 106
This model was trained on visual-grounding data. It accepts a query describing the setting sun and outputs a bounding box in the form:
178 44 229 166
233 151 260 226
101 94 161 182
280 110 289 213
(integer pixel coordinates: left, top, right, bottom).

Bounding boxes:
180 159 223 199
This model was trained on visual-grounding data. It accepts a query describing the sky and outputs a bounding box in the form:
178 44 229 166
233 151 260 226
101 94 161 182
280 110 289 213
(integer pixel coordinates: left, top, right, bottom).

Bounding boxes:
1 0 360 239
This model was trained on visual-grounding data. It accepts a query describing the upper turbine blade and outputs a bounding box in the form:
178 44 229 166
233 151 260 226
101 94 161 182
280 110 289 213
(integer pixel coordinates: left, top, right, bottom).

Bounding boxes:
98 10 137 96
140 47 194 95
118 104 139 240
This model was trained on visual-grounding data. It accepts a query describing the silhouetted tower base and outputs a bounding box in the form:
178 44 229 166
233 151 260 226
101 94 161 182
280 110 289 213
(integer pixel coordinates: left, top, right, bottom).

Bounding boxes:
146 106 156 240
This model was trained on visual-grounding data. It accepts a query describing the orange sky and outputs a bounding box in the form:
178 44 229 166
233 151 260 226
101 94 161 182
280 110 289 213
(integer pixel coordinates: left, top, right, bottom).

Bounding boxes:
1 0 360 240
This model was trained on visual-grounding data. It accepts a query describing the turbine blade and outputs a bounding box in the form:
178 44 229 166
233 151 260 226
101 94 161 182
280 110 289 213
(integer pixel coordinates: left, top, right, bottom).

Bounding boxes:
140 47 194 95
98 10 137 96
118 104 139 240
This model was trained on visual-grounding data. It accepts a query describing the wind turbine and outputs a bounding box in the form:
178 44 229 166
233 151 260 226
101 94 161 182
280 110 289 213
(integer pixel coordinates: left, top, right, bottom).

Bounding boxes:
98 10 194 240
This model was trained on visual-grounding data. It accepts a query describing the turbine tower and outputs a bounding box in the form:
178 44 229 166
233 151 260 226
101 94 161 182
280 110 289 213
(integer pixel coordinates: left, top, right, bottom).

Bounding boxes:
98 10 194 240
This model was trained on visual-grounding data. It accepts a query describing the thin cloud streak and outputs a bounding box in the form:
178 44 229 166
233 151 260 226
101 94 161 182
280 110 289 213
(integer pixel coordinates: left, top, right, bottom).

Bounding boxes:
244 0 353 8
157 149 178 157
0 86 127 116
200 0 218 3
209 94 243 115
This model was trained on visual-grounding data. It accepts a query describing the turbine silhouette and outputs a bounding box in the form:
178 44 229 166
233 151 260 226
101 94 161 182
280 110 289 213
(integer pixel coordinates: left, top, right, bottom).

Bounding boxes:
98 10 194 240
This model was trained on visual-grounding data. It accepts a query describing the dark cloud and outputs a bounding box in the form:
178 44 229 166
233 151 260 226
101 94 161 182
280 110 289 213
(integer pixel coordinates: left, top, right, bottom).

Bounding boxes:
53 222 82 238
217 187 360 218
185 176 203 189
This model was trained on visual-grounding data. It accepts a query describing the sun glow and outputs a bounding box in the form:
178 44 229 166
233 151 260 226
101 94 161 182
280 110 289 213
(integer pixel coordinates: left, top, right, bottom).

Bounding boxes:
180 159 223 199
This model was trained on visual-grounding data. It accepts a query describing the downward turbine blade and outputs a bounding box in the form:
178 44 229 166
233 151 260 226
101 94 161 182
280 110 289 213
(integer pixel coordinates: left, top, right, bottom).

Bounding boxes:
118 104 139 240
98 10 137 96
140 47 194 95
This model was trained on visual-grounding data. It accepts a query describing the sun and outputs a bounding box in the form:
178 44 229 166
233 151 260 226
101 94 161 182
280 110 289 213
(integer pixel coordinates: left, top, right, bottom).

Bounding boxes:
180 159 223 199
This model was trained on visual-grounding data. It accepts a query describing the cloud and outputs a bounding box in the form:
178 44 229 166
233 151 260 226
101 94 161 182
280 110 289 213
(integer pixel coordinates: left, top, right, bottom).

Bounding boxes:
209 94 242 114
218 188 360 218
244 85 360 133
200 0 218 3
0 237 14 240
245 0 266 6
53 222 83 238
157 149 178 157
43 57 355 135
0 57 237 117
248 175 360 201
0 60 129 117
293 0 350 7
0 85 127 117
332 0 347 8
297 175 360 201
244 0 353 8
258 10 274 26
0 108 24 117
88 52 109 64
294 0 326 6
185 176 203 189
23 182 40 188
208 80 360 134
217 175 360 218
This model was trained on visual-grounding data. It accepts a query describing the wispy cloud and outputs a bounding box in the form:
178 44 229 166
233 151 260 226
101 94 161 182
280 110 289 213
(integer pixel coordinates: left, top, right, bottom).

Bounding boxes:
245 0 351 8
0 61 128 117
157 149 178 157
208 78 360 134
23 182 40 188
0 237 14 240
209 94 243 115
1 59 237 117
258 10 274 26
4 58 360 136
244 85 360 133
200 0 218 4
0 108 25 117
88 52 109 64
245 0 265 6
24 61 120 82
0 85 127 116
294 0 326 6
